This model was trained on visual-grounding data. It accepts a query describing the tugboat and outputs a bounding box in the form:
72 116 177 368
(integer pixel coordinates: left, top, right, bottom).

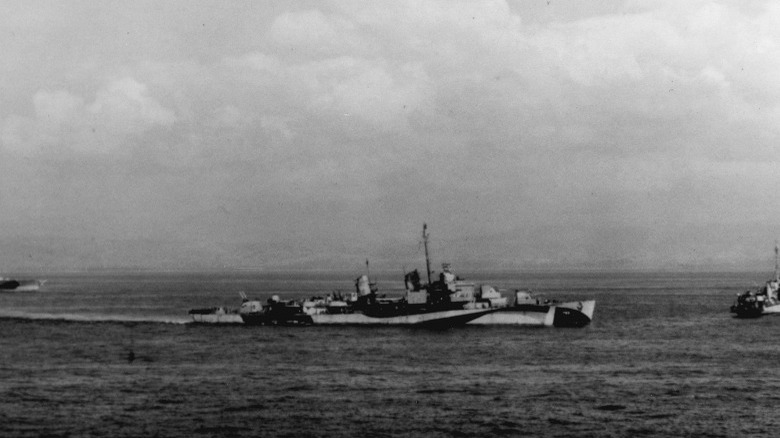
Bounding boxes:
0 277 45 292
731 243 780 318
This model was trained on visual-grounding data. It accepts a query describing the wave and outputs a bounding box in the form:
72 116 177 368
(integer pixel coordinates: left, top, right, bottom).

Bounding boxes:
0 310 190 325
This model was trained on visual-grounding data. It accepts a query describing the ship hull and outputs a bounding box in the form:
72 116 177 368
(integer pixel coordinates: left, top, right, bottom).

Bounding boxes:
190 313 244 324
0 279 44 292
240 312 312 326
240 308 496 327
189 307 244 324
311 308 495 327
194 301 595 327
762 303 780 315
731 306 763 318
468 300 595 327
732 302 780 318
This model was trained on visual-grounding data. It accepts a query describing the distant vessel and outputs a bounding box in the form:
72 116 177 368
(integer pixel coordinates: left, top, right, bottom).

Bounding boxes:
730 243 780 318
0 277 45 292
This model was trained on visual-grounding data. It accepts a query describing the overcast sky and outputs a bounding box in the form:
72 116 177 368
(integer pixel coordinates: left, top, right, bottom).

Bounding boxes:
2 0 780 272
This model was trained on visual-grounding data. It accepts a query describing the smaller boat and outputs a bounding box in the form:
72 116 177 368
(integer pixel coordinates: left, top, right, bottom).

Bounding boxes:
730 290 769 318
730 283 780 318
731 243 780 318
0 277 45 292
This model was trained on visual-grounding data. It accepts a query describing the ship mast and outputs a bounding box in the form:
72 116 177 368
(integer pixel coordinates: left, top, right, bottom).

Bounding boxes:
775 240 778 283
423 223 432 286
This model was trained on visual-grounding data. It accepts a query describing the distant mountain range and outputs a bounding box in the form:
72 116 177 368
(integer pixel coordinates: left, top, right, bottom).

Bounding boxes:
0 231 776 273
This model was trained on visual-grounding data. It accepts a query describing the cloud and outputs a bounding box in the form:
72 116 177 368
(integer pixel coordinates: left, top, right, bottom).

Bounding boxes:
89 77 176 131
1 77 175 155
3 1 780 270
266 9 367 59
204 1 780 223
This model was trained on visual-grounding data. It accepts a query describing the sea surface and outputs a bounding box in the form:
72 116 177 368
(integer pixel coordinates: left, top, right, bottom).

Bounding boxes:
2 271 780 437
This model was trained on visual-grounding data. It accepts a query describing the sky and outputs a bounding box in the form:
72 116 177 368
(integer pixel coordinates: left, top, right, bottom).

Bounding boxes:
2 0 780 272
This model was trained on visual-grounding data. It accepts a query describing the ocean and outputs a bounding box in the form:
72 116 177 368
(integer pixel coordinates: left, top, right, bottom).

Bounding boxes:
1 271 779 437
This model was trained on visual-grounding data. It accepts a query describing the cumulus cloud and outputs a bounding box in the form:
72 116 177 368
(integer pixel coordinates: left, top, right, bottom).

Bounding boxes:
266 9 367 59
1 77 175 155
3 1 780 270
89 78 176 130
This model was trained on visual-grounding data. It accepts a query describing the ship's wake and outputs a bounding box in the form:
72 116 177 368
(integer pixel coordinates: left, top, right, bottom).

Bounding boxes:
0 310 189 325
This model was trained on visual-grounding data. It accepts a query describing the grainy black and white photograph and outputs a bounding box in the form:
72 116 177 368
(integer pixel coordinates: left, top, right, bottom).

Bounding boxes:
2 1 780 436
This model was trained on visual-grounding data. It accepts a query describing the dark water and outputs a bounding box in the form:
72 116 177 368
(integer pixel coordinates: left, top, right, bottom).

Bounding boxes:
2 271 780 437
